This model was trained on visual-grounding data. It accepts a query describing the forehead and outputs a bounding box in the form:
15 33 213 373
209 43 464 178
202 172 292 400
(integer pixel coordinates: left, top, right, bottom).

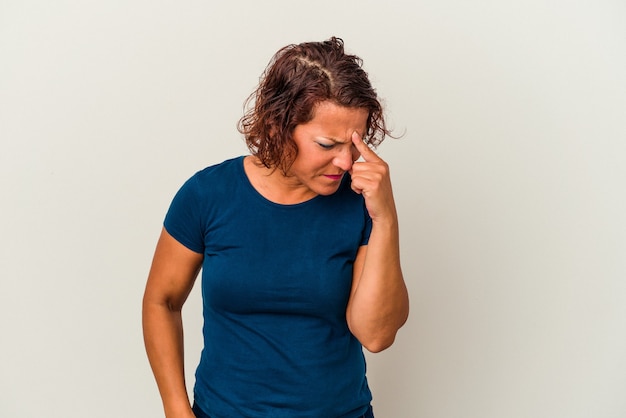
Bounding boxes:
307 101 369 133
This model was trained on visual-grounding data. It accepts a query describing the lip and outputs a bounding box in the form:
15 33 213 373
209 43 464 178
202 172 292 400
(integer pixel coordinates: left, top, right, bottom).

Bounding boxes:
323 174 344 181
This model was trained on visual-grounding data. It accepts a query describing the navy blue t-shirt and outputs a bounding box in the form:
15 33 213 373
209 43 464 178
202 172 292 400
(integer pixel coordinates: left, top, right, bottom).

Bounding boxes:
164 156 373 418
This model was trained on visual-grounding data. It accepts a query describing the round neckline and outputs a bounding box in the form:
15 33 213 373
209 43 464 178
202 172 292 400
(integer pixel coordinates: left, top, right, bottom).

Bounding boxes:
238 156 323 208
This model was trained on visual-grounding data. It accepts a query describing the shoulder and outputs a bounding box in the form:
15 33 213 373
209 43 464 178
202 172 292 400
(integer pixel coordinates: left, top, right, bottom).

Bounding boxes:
169 156 245 211
192 156 244 182
183 156 244 193
164 157 246 243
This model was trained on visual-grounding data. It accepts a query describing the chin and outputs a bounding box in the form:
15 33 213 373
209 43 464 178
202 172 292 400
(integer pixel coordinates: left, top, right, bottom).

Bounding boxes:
315 185 341 196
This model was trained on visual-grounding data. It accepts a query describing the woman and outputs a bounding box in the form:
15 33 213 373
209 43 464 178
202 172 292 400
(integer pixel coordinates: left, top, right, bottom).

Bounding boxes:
143 37 409 418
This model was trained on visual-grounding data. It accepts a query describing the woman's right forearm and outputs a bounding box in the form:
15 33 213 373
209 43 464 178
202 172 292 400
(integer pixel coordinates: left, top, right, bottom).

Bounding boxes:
143 300 195 418
143 228 203 417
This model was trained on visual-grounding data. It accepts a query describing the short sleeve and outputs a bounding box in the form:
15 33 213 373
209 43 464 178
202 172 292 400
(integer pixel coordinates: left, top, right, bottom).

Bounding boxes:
163 174 205 254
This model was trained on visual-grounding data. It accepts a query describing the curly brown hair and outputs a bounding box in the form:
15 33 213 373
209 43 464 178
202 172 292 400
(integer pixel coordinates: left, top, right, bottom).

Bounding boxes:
238 37 390 174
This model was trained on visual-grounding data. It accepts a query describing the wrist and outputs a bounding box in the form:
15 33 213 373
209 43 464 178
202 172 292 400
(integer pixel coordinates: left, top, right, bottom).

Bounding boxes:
163 400 194 418
371 214 398 229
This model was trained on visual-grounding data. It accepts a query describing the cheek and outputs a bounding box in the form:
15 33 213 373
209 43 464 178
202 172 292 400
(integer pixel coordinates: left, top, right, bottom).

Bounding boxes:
294 148 330 172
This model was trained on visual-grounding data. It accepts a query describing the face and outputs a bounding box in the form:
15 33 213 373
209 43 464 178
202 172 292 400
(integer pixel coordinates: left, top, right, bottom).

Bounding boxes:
286 101 368 197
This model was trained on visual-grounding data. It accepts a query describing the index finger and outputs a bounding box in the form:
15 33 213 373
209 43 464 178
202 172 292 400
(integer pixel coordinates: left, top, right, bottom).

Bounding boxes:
351 131 380 162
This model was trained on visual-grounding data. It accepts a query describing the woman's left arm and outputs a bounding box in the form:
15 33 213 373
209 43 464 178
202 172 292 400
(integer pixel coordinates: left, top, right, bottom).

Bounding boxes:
346 132 410 353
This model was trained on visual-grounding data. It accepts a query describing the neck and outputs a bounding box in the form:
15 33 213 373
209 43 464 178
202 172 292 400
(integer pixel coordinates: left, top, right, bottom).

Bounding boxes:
244 156 317 205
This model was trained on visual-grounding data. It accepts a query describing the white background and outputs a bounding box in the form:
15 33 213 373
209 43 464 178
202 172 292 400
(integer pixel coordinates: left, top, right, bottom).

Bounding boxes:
1 1 625 417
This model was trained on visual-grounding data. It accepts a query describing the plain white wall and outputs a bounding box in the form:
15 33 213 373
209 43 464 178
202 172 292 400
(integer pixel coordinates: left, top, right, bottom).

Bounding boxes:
1 1 625 417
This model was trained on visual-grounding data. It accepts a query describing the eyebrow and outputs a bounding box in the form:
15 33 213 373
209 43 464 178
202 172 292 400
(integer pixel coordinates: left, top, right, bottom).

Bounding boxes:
319 136 351 144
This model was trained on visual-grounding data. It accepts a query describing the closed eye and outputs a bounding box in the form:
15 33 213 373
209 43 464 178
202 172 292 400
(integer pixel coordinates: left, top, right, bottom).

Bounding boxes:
316 142 335 149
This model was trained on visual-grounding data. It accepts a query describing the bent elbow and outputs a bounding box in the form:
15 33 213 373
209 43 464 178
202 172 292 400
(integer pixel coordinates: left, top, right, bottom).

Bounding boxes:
347 305 409 353
362 335 396 353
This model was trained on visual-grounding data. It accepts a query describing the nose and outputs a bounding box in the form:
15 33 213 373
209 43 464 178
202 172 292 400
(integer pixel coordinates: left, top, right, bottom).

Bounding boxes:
333 147 356 171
